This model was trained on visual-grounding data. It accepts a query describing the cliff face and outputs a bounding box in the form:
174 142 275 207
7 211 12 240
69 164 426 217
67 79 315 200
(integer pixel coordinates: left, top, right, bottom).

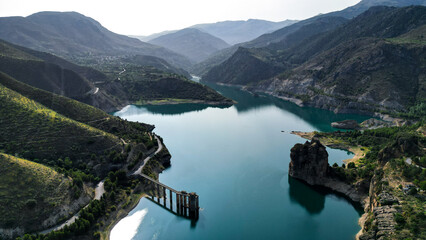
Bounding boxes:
289 140 329 185
289 140 369 202
289 139 404 240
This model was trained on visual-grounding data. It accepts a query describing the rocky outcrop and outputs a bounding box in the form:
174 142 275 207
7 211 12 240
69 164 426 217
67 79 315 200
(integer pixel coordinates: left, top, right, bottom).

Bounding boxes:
289 140 329 184
378 192 398 206
289 139 368 202
331 119 360 129
289 139 402 240
360 118 394 129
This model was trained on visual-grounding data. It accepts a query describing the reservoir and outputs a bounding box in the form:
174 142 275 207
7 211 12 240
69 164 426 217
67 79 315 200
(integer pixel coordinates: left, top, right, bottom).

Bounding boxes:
111 83 368 240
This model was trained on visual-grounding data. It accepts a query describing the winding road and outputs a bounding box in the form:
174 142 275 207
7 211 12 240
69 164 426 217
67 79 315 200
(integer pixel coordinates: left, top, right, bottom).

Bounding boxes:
133 135 163 175
40 134 162 234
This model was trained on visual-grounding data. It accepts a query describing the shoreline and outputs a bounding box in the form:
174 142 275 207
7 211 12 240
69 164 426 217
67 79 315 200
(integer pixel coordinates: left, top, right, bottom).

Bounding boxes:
290 131 369 239
102 193 146 240
206 81 410 124
102 135 166 240
135 98 235 106
290 131 366 164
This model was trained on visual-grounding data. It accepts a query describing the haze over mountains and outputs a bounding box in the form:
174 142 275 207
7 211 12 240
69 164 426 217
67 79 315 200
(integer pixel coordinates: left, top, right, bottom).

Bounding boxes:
148 28 230 63
191 0 426 76
203 5 426 115
135 19 298 45
0 11 192 69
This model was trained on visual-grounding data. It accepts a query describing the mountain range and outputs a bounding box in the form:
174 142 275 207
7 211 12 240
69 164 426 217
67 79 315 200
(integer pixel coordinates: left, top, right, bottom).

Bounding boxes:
191 19 298 45
202 5 426 115
192 0 426 76
0 11 192 70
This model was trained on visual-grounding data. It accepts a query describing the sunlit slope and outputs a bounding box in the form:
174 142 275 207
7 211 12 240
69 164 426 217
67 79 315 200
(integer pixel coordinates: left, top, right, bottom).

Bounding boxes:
0 153 78 232
0 76 123 173
0 71 154 142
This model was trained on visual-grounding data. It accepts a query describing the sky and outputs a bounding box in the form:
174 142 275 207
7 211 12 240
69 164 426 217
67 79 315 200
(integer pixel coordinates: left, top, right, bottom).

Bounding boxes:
0 0 361 36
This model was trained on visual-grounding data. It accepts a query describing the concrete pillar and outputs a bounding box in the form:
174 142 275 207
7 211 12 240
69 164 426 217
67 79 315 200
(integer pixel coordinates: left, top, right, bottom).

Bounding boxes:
189 192 199 220
182 191 188 217
156 184 160 203
180 194 185 216
163 187 167 207
169 189 173 211
176 193 181 215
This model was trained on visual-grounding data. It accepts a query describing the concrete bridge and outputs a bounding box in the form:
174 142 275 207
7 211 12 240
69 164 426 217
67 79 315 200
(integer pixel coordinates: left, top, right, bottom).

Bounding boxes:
139 173 199 220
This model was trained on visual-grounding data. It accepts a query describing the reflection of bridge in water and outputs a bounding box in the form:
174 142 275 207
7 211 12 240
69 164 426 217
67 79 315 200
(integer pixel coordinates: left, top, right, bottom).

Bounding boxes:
140 173 199 220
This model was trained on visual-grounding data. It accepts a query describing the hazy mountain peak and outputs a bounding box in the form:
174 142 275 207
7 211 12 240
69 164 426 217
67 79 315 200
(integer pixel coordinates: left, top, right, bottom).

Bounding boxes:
148 28 230 63
0 11 193 69
191 19 298 45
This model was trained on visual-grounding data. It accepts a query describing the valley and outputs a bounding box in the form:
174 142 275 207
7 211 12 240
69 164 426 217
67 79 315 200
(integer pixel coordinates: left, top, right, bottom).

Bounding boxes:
0 0 425 240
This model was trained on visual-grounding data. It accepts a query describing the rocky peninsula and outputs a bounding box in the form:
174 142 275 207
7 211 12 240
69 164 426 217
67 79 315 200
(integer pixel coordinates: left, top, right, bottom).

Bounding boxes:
289 132 425 240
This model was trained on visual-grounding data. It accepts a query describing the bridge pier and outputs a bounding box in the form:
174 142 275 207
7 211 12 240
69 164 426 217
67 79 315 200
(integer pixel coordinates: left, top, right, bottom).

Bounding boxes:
156 184 160 203
189 193 199 220
169 189 173 211
163 187 167 207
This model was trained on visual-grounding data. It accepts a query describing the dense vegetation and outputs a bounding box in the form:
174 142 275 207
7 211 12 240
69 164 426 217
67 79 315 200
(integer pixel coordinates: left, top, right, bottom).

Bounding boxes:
315 123 426 239
0 79 123 177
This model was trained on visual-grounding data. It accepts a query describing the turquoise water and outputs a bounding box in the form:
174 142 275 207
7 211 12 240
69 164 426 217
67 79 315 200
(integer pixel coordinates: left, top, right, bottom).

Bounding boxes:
111 84 368 240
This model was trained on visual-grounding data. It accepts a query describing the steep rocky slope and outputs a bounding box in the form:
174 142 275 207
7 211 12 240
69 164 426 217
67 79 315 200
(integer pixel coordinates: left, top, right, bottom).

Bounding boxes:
194 0 425 76
206 6 426 116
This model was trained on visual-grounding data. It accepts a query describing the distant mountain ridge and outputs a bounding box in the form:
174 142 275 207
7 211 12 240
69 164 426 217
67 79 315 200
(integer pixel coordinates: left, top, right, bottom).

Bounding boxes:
148 28 230 63
191 19 298 45
204 6 426 115
0 11 192 69
193 0 426 75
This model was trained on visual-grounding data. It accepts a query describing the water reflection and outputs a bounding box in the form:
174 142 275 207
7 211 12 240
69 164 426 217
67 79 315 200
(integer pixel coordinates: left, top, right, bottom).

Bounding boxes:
288 176 364 217
288 176 325 215
130 82 370 132
143 103 229 115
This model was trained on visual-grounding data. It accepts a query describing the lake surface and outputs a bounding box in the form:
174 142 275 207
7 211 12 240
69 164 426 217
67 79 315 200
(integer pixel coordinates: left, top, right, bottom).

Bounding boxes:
111 83 369 240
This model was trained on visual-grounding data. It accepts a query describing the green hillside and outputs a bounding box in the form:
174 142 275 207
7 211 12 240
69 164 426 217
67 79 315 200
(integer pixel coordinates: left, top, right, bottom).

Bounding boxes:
0 72 165 239
0 75 124 177
0 153 83 233
0 71 154 143
0 39 233 111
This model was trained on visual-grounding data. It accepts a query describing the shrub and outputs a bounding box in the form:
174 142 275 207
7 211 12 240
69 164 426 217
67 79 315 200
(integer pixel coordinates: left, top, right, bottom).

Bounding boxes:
25 199 37 209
